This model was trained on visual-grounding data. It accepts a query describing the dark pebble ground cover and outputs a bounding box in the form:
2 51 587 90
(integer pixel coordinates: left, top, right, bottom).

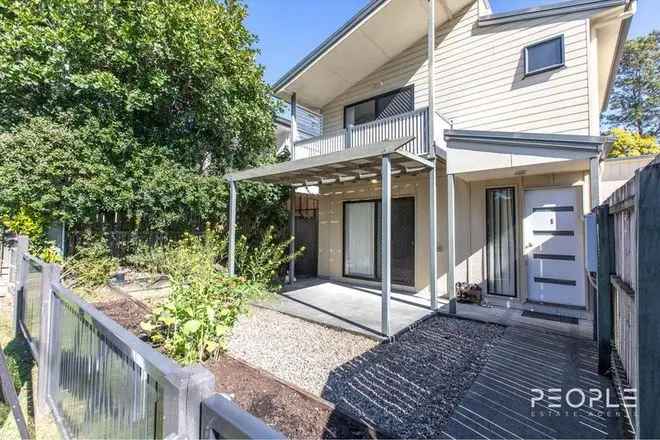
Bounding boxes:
321 315 505 439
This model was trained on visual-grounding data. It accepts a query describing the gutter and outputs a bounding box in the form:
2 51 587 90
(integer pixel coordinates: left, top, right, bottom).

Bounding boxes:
272 0 390 94
478 0 626 27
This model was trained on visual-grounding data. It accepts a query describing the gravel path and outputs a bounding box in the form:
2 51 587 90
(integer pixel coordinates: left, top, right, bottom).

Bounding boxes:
228 307 504 438
227 307 378 396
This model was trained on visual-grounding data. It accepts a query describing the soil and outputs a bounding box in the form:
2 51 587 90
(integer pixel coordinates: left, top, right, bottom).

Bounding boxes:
94 297 151 336
94 298 374 439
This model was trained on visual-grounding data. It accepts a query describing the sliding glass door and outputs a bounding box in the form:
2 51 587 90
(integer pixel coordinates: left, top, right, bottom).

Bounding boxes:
486 187 517 297
344 202 377 279
343 199 415 286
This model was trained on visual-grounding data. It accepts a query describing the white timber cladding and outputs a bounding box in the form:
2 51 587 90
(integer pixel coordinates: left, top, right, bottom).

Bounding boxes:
321 2 594 137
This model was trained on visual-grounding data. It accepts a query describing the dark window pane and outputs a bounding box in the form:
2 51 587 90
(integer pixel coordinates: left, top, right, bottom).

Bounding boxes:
486 188 517 297
345 100 376 126
526 37 563 74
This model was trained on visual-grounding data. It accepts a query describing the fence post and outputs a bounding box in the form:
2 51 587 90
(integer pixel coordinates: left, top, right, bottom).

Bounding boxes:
183 365 216 439
37 263 58 414
12 236 28 336
634 162 660 439
596 204 613 375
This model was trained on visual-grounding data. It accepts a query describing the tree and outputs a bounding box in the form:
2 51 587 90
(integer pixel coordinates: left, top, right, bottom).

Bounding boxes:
608 128 660 158
0 0 286 238
604 31 660 137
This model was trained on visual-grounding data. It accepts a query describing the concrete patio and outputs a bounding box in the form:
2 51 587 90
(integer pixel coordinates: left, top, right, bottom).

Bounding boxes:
258 278 594 340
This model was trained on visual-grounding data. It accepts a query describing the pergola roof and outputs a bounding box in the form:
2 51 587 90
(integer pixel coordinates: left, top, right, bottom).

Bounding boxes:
224 137 434 186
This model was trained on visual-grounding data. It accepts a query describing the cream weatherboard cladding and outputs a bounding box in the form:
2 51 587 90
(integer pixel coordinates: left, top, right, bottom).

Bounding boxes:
321 2 594 137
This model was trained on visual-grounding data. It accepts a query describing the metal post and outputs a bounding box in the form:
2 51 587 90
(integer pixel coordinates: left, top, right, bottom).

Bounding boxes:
447 174 456 314
288 187 296 284
635 163 660 439
427 0 436 154
381 154 392 336
290 93 298 158
590 157 600 210
346 125 353 149
429 166 438 310
427 0 438 311
596 204 612 374
228 179 237 276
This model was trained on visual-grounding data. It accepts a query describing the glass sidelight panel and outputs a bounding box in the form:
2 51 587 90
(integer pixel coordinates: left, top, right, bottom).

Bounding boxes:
486 188 517 297
344 202 376 278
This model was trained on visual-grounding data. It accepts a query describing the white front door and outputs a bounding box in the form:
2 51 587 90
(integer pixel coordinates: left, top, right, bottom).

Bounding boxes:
523 188 585 307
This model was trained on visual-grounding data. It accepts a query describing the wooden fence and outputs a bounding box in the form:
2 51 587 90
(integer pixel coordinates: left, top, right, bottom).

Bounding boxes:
3 235 282 439
596 155 660 439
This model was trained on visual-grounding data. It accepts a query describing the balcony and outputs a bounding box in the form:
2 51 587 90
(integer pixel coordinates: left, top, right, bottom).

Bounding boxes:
291 107 450 160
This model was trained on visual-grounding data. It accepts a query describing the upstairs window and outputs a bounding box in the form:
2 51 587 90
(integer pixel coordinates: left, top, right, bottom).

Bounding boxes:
344 86 414 127
524 35 565 76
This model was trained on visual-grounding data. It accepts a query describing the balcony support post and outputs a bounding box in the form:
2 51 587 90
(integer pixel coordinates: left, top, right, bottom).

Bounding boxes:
427 0 436 154
381 154 392 337
427 0 438 310
290 92 298 159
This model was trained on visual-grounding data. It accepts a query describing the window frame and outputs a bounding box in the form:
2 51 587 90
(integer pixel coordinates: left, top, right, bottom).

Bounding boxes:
485 186 518 298
524 35 565 77
342 85 414 129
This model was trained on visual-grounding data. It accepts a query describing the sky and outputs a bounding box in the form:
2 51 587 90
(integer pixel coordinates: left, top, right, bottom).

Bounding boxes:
245 0 658 86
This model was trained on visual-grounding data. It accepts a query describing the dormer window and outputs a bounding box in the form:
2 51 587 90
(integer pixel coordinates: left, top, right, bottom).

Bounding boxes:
344 86 414 128
524 35 565 76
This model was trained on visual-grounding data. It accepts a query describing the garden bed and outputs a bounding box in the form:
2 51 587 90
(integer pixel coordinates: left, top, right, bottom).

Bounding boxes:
94 298 375 439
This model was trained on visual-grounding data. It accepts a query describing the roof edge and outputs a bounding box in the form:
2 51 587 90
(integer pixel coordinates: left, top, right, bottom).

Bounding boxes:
478 0 626 27
601 0 635 113
272 0 390 94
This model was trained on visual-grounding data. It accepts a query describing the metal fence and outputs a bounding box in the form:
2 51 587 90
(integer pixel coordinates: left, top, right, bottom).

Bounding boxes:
6 238 282 439
595 155 660 439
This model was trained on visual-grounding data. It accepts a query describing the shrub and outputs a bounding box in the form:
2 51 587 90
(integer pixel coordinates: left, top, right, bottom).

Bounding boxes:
140 229 261 364
235 226 304 287
63 237 119 289
1 208 62 263
124 241 171 276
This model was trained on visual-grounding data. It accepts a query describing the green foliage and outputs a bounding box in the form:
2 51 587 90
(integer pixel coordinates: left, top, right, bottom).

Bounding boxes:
139 229 263 364
235 226 304 287
604 31 659 137
1 208 62 263
63 237 119 289
0 0 287 239
1 208 44 239
608 128 660 158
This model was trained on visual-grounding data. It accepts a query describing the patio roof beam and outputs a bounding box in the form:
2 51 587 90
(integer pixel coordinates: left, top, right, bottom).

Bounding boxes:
381 154 392 337
224 136 415 184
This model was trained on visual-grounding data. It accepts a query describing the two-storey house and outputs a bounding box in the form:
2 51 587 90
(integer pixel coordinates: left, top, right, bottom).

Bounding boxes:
226 0 636 336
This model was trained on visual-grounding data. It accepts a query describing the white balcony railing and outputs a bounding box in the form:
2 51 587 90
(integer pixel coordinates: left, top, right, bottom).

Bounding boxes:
293 107 450 160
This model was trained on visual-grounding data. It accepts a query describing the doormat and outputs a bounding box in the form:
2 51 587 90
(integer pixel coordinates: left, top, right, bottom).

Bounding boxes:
521 310 579 325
